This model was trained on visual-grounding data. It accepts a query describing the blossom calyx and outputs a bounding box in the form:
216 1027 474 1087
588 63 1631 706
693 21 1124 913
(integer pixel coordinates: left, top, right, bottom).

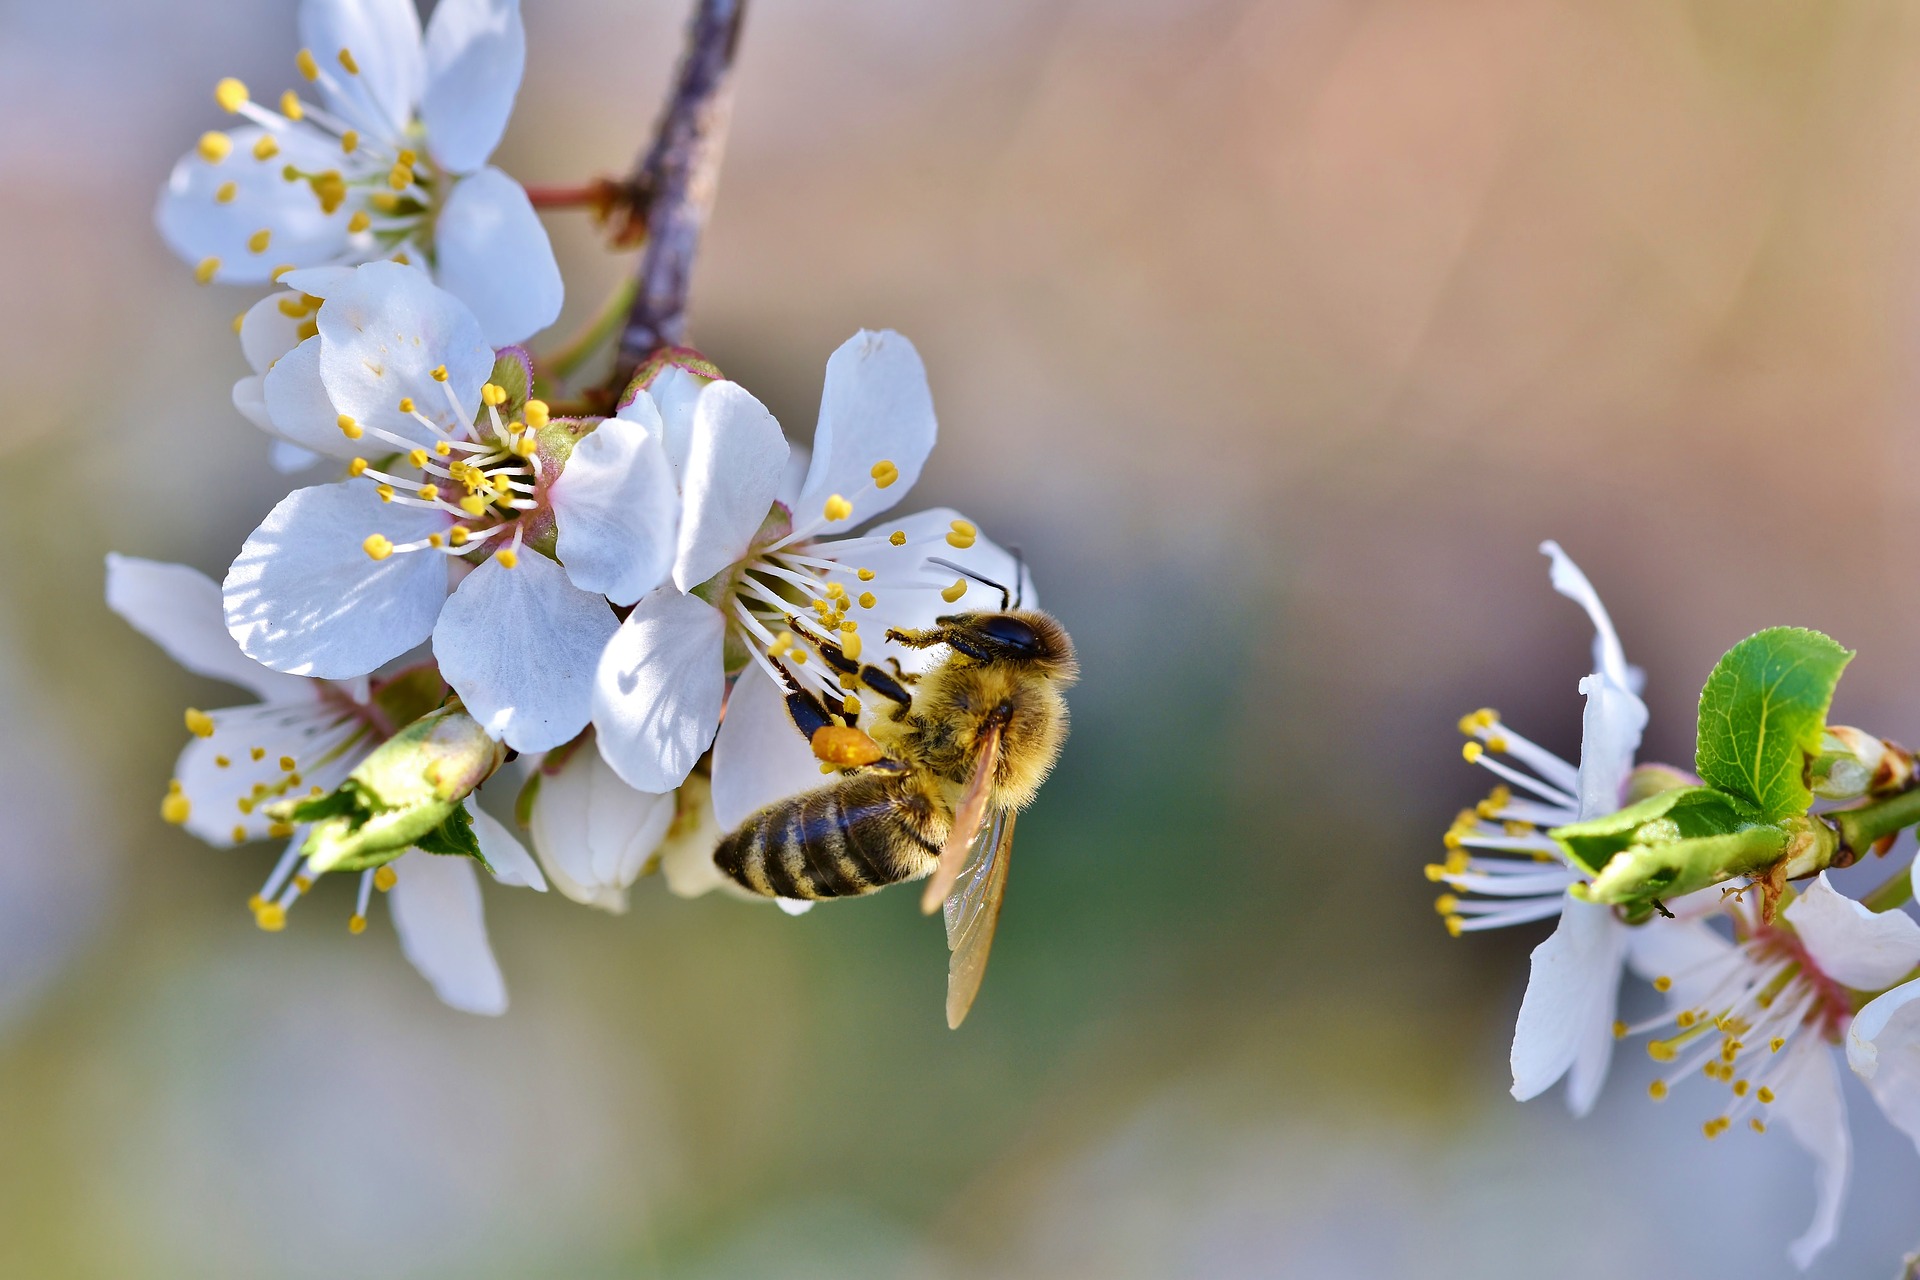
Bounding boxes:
276 700 507 874
1810 726 1915 801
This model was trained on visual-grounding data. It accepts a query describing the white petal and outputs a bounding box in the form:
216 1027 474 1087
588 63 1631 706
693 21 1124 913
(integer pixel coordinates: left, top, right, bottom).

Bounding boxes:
225 481 450 677
235 376 272 432
387 850 507 1016
1625 916 1734 1011
1849 978 1920 1153
776 898 814 916
527 744 673 909
174 702 366 847
433 168 562 345
592 589 726 792
433 550 616 752
467 799 545 891
107 555 315 703
1774 1039 1850 1269
1508 895 1625 1107
154 126 350 282
819 507 1027 675
315 261 494 444
264 334 364 461
277 265 359 299
1784 872 1920 991
299 0 424 142
1574 671 1646 821
1539 541 1634 691
239 291 312 375
794 331 936 538
657 775 740 899
711 661 825 832
549 417 679 606
421 0 525 173
672 381 789 591
271 442 324 474
633 366 704 476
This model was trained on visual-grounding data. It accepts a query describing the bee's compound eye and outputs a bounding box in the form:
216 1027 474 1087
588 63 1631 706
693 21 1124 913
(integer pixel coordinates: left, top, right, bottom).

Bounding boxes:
978 614 1042 656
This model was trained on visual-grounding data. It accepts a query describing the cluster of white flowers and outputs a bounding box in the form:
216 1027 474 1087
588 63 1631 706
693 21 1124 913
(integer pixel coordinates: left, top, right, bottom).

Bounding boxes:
1439 543 1920 1270
116 0 1025 1014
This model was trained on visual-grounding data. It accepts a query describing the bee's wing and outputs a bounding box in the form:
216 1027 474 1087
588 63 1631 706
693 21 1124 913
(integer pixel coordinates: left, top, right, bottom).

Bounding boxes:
919 718 1003 914
943 807 1014 1029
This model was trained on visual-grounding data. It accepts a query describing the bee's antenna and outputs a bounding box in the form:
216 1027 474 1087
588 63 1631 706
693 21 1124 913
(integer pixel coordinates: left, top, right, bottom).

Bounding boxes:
1007 545 1026 608
926 557 1010 611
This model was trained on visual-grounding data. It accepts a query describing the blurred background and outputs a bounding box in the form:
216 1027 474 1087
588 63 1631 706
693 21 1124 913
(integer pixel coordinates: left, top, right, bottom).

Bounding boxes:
6 0 1920 1274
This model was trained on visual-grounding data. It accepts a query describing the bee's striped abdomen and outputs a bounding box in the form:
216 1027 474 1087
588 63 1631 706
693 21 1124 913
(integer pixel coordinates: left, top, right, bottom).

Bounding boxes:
714 775 941 900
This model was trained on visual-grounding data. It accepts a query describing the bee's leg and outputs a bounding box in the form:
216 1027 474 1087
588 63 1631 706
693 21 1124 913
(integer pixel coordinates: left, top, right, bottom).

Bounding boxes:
768 656 837 741
785 615 916 721
885 625 992 662
884 656 920 686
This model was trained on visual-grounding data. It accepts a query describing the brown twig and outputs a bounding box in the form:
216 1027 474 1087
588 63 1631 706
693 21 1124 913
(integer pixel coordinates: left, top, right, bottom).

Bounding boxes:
615 0 747 380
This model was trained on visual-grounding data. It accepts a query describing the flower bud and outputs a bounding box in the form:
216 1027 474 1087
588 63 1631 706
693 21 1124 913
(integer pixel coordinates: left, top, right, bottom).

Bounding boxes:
273 701 507 874
1810 725 1914 800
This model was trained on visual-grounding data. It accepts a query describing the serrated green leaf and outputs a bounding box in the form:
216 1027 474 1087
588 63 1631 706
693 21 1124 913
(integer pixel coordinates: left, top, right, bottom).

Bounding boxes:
1551 785 1760 876
1694 627 1853 821
412 803 494 873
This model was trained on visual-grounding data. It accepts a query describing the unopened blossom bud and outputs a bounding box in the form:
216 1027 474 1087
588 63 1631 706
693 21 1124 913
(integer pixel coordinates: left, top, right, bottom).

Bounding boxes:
274 701 507 874
1810 726 1914 800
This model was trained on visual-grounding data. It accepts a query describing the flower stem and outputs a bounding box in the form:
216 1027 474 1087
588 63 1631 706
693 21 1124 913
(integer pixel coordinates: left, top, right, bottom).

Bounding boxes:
616 0 747 377
541 277 639 385
525 182 608 210
1861 862 1916 914
1831 786 1920 858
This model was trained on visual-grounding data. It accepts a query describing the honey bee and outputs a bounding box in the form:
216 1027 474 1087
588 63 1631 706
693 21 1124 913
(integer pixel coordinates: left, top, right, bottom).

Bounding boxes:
712 561 1077 1027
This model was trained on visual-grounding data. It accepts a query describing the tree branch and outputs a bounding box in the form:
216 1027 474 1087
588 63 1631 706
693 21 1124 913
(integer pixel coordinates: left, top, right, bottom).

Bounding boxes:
616 0 747 377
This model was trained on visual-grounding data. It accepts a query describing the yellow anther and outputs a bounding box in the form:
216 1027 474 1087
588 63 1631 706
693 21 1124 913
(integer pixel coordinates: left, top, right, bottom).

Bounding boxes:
211 180 239 207
251 747 266 762
427 533 444 549
161 782 191 825
296 48 320 80
889 530 907 547
397 149 417 167
279 89 304 121
496 548 519 569
511 434 538 457
434 441 452 457
276 295 307 319
278 755 296 772
820 761 836 774
791 649 808 665
1423 863 1446 882
407 447 429 468
185 708 216 738
194 256 221 285
370 192 400 214
1750 1119 1766 1134
1433 894 1459 915
871 459 899 489
840 619 857 632
1648 1079 1668 1100
481 382 506 406
271 263 296 280
1443 915 1463 938
347 210 371 233
363 534 394 560
336 416 365 443
1769 1036 1785 1053
376 484 395 502
1676 1011 1696 1030
293 875 312 893
840 632 863 661
397 396 415 413
1653 976 1672 993
826 582 847 600
348 457 369 477
247 228 272 254
1648 1040 1677 1063
337 47 360 74
950 518 977 538
842 695 862 716
255 902 287 931
374 866 398 892
459 496 487 516
340 129 359 154
941 578 968 604
215 77 249 112
268 821 294 839
1732 1079 1750 1097
1612 1020 1627 1039
231 310 248 334
348 914 368 935
252 135 280 161
1485 735 1510 753
1757 1086 1776 1104
309 169 346 213
199 132 233 166
1702 1119 1726 1140
388 162 413 191
858 591 877 609
1461 741 1484 764
856 567 875 581
524 399 550 428
214 755 231 769
823 494 854 522
231 824 248 843
449 526 471 548
417 484 439 501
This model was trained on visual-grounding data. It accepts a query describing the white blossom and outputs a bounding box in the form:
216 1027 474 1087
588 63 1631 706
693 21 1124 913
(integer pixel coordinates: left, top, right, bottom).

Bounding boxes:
107 553 543 1015
156 0 561 345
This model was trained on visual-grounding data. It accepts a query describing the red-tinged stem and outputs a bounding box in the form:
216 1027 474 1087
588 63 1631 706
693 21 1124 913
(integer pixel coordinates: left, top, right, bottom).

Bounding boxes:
615 0 746 377
525 183 607 209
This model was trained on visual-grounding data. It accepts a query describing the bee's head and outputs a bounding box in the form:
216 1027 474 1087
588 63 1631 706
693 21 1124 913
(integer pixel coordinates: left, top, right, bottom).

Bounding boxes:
933 609 1078 684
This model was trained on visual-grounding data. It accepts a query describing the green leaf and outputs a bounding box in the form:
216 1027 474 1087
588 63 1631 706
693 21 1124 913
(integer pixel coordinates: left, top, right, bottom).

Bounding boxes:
1694 627 1853 820
1551 785 1761 876
412 803 494 873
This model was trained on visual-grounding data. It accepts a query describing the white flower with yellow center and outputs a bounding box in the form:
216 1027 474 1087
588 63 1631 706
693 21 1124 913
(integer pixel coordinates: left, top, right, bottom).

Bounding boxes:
590 330 1028 835
222 261 678 754
107 554 545 1015
1628 875 1920 1268
1435 541 1651 1114
157 0 561 345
